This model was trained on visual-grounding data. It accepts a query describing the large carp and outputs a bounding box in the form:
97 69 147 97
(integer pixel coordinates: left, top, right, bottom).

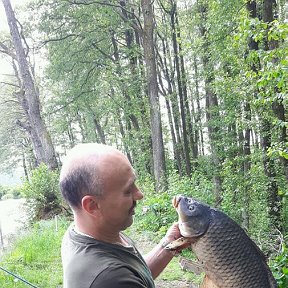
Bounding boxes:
166 195 277 288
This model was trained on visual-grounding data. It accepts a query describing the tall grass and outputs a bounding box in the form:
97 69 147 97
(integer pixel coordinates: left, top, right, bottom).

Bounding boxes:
0 218 69 288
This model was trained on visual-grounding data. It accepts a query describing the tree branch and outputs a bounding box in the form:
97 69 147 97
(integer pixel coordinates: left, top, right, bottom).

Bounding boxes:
15 119 31 132
45 89 95 115
39 33 78 48
16 18 30 57
65 0 142 33
0 81 20 88
0 41 17 59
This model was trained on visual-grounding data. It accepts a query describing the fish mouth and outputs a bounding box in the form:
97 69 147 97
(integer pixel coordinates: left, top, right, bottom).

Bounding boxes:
172 195 182 209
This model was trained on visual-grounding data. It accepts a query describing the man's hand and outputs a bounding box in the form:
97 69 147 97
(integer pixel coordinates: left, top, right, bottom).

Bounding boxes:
165 222 182 242
161 222 191 252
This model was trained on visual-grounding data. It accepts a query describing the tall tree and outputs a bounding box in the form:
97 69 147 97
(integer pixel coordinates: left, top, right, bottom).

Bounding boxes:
2 0 58 170
261 0 284 230
169 0 191 177
141 0 166 191
197 0 222 203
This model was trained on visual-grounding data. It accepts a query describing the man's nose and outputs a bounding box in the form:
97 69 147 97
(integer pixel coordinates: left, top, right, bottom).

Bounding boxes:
134 188 144 200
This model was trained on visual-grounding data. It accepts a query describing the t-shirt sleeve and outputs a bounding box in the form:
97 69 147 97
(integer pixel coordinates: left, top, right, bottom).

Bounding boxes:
90 266 149 288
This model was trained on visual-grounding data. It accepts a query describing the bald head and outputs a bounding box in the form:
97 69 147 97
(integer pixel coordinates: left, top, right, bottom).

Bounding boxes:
60 143 125 209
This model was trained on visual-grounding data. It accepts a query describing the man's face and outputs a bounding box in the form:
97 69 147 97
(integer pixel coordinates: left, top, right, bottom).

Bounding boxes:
97 152 143 231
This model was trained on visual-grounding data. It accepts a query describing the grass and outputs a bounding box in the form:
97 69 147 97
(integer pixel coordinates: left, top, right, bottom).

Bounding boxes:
0 218 69 288
0 217 200 288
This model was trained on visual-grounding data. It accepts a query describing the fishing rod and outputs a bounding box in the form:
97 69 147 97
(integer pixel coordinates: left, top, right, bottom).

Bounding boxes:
0 266 39 288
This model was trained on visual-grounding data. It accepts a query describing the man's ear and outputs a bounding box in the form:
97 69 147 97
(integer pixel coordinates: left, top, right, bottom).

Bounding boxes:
81 195 99 215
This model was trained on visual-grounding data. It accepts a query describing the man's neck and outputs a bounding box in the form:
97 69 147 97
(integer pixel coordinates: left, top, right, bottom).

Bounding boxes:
74 223 128 246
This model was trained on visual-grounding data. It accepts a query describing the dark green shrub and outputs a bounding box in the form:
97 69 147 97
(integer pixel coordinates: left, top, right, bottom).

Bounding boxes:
20 164 62 221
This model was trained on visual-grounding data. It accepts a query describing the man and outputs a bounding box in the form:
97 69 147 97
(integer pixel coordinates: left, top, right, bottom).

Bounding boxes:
60 143 184 288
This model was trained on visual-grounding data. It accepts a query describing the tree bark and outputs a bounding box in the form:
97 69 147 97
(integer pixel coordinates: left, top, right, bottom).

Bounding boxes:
2 0 58 170
141 0 166 191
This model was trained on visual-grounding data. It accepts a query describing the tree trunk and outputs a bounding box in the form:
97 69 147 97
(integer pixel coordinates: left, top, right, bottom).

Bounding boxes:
2 0 58 170
240 0 258 230
193 56 205 156
158 33 183 174
176 9 198 165
198 1 222 203
262 0 283 230
170 2 191 177
157 58 183 175
141 0 166 191
262 0 288 181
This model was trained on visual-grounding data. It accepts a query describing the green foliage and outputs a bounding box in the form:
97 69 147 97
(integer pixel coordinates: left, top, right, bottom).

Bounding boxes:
135 190 174 238
270 241 288 288
0 185 22 200
20 164 62 221
0 185 11 199
0 218 69 287
134 170 214 239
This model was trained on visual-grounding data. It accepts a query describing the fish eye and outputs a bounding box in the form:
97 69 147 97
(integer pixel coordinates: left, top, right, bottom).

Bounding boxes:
188 205 195 211
184 198 193 204
187 198 193 204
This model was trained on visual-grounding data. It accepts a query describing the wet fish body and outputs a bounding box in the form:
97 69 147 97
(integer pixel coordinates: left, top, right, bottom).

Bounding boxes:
170 196 277 288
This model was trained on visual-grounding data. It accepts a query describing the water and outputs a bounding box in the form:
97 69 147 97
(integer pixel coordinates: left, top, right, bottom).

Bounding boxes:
0 198 28 249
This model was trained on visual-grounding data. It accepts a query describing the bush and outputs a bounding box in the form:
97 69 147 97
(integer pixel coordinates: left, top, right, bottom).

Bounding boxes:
0 185 12 200
20 164 62 221
134 170 214 239
270 240 288 288
0 185 23 200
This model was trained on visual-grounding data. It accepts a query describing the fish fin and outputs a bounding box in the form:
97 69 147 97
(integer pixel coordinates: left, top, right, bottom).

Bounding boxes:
164 237 191 250
179 257 204 275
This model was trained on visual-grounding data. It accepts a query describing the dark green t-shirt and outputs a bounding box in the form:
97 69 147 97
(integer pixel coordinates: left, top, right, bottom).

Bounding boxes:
61 225 155 288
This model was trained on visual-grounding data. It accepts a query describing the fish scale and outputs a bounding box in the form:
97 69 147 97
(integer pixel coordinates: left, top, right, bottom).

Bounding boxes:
171 196 277 288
